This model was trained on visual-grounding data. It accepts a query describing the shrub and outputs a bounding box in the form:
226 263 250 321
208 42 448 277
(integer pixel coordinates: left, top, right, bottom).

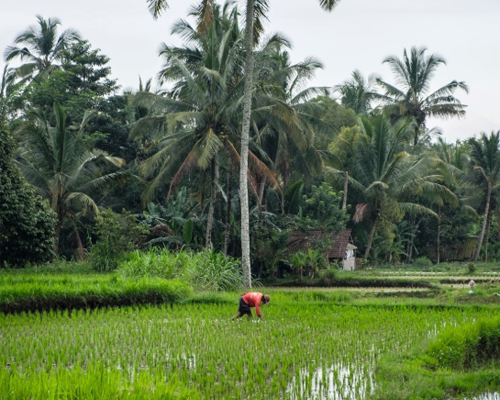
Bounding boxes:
89 209 147 271
468 262 476 273
0 119 56 267
413 256 432 268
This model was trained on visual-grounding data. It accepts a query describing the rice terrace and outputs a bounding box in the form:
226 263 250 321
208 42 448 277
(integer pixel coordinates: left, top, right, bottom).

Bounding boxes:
2 0 500 399
2 258 500 399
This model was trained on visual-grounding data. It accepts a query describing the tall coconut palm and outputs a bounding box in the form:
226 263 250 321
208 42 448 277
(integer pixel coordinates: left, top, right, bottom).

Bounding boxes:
335 70 378 115
4 15 80 81
251 42 329 195
133 5 280 249
16 103 125 256
0 65 22 118
376 47 468 146
351 115 456 259
147 0 342 288
466 131 500 262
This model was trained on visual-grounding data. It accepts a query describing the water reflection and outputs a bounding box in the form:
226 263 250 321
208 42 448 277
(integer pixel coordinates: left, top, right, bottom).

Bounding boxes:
466 394 500 400
288 362 373 400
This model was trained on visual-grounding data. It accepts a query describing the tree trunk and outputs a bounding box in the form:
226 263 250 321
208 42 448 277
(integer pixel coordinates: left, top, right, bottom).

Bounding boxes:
436 208 441 265
223 164 232 255
483 206 493 262
70 217 85 261
205 158 218 248
474 181 492 262
240 0 255 288
496 208 500 249
53 199 65 255
364 214 378 259
342 170 348 210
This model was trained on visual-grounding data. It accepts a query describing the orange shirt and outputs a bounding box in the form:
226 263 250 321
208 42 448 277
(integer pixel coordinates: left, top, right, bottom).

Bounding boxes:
242 292 264 317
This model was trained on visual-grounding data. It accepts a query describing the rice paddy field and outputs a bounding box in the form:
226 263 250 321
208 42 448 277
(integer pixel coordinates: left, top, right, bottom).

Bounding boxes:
1 290 500 400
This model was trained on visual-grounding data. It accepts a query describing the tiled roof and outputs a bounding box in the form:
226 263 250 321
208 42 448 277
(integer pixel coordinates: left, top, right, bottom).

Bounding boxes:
287 229 353 259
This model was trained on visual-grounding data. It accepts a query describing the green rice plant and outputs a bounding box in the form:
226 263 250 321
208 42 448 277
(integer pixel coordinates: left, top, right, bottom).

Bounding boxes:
426 316 500 370
0 365 198 399
0 274 192 313
373 316 500 399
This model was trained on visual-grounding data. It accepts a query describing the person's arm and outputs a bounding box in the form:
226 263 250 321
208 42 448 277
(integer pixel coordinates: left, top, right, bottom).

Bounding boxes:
255 297 262 319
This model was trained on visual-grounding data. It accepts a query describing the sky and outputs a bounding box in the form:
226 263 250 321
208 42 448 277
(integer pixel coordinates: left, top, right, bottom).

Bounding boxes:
1 0 499 141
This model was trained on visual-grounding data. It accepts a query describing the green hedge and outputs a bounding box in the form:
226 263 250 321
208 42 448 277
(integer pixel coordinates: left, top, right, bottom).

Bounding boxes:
0 274 192 314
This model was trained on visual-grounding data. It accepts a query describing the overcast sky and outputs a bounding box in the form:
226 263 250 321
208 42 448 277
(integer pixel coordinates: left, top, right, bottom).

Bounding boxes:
1 0 499 141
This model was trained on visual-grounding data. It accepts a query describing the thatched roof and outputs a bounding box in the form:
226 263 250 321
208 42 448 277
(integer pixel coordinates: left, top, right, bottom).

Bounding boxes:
287 229 353 259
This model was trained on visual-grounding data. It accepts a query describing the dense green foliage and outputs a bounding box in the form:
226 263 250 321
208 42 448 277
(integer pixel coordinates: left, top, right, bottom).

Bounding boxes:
0 119 56 267
90 209 147 271
0 5 494 274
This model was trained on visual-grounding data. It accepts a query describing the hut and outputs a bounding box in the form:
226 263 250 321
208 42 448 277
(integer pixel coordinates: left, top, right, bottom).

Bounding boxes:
287 229 357 270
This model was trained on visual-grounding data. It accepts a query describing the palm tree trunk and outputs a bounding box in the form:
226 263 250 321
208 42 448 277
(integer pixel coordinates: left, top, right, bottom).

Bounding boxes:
436 207 441 265
205 159 218 248
70 217 85 261
53 199 65 255
474 181 492 262
483 207 493 262
496 207 500 249
240 0 255 289
364 214 379 259
342 170 348 210
223 164 232 255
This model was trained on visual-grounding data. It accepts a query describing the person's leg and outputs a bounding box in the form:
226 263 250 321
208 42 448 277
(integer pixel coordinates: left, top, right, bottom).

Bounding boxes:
231 312 243 320
246 310 252 320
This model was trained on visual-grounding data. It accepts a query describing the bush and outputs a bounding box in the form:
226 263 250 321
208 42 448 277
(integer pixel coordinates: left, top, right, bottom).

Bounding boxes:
413 256 432 268
89 209 147 271
468 262 476 273
0 119 56 267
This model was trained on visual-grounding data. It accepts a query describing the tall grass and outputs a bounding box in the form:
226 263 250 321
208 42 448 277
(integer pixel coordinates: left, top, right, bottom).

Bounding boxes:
119 248 243 291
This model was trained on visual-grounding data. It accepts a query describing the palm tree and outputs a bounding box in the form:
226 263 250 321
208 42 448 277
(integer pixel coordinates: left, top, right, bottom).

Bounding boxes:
466 131 500 262
351 115 456 259
252 41 329 197
326 125 362 209
4 15 80 81
133 5 280 249
147 0 342 288
335 70 378 115
16 103 125 256
0 65 22 118
376 47 468 146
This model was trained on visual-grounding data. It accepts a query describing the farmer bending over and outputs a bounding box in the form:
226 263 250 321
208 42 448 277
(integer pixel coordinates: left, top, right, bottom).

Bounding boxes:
232 292 270 320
